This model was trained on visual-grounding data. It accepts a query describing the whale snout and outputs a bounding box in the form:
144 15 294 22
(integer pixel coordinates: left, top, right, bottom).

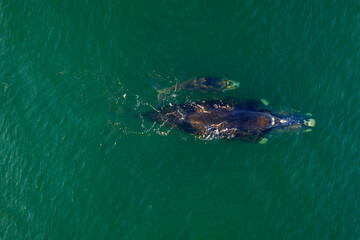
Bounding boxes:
304 118 316 127
273 114 315 133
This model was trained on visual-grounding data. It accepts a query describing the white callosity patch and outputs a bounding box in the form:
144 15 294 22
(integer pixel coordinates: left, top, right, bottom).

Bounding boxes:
303 118 316 127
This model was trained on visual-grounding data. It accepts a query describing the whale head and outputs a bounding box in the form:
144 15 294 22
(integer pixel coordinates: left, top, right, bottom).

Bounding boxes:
270 112 316 133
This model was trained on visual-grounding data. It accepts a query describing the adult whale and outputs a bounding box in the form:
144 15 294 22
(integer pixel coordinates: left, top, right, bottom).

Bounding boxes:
144 98 315 143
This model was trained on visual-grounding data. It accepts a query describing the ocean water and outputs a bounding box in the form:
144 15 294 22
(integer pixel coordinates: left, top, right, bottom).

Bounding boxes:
1 0 359 239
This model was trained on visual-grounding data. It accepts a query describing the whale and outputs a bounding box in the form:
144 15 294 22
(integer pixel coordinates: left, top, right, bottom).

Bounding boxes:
150 77 239 105
144 98 315 143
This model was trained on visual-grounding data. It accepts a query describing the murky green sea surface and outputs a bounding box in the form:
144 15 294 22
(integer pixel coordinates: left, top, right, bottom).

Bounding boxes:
1 0 359 239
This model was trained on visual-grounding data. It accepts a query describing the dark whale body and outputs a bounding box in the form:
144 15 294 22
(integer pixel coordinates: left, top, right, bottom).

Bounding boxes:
145 99 315 142
151 77 239 106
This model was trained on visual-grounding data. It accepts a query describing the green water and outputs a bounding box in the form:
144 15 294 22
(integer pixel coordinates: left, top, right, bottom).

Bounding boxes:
1 0 359 239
